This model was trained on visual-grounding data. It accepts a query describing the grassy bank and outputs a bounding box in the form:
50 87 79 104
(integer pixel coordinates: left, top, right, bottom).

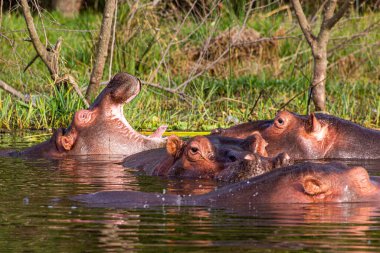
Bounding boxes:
0 3 379 131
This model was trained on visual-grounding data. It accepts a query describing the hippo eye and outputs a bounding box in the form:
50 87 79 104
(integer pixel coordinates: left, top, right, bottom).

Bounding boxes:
275 117 286 128
190 147 199 154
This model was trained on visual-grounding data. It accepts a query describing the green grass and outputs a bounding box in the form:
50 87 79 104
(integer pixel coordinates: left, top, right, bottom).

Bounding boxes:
0 4 379 131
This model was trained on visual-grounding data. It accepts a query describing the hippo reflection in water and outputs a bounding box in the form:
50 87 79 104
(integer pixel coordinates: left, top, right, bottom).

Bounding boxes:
9 73 167 158
72 162 380 208
123 132 292 182
212 110 380 160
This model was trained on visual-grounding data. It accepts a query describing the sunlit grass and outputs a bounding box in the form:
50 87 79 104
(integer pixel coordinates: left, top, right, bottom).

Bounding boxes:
0 6 379 131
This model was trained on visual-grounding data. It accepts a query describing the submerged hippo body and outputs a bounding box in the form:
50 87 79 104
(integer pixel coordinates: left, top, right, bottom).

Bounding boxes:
212 111 380 160
123 133 291 182
72 162 380 208
11 73 166 159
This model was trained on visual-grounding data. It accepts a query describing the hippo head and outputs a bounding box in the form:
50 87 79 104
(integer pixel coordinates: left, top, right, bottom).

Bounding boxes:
22 73 166 158
258 110 331 159
266 163 380 203
161 133 291 181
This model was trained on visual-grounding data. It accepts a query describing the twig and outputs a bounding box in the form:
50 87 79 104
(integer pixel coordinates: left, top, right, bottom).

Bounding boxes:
296 20 380 70
20 0 61 80
56 74 90 108
291 0 316 48
86 0 117 99
327 41 380 70
123 0 140 43
0 0 3 29
0 79 32 105
23 54 39 72
248 90 265 116
176 0 257 92
277 76 326 112
141 80 190 103
148 0 197 83
32 0 48 47
108 0 118 80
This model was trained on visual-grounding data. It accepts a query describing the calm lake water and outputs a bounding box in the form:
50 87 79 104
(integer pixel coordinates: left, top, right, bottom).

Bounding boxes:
1 131 380 252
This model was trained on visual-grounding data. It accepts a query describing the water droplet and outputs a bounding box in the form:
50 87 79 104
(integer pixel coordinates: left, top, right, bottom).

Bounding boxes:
23 197 29 205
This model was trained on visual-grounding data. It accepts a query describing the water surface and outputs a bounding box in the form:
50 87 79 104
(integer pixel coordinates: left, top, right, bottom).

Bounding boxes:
1 131 380 252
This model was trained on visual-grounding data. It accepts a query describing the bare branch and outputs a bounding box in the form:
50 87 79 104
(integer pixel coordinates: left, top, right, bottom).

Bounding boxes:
108 0 118 80
85 0 117 99
327 41 380 70
56 74 90 108
20 0 60 79
323 0 338 22
0 79 32 104
141 80 188 100
0 0 3 29
176 0 256 92
147 0 197 83
290 0 316 47
324 0 353 29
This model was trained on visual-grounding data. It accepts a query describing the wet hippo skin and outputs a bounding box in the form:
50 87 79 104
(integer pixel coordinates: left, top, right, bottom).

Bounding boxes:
71 162 380 208
123 133 292 182
212 110 380 159
9 73 167 158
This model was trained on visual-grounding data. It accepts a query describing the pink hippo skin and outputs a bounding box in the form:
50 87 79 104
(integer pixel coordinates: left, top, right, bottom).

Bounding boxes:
212 110 380 159
71 162 380 208
10 73 166 159
123 133 291 182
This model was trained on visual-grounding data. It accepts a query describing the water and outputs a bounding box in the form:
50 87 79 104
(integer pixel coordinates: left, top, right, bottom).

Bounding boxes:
1 131 380 252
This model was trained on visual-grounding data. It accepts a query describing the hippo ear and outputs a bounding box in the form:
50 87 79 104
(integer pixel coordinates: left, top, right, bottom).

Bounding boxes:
166 135 185 158
302 176 330 197
243 132 268 157
306 113 322 133
55 129 77 152
272 152 292 168
348 166 374 193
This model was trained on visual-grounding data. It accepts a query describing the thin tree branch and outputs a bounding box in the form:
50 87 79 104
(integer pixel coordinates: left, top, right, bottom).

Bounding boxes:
327 41 380 70
295 20 380 69
56 74 90 108
0 0 3 29
290 0 316 47
324 0 353 29
86 0 117 99
0 79 32 104
23 54 39 72
20 0 60 79
176 0 256 92
148 0 197 83
108 0 118 80
32 0 48 47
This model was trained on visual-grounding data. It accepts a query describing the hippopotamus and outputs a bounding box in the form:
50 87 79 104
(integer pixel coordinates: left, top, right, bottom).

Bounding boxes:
71 162 380 208
212 110 380 160
123 133 291 182
10 73 166 159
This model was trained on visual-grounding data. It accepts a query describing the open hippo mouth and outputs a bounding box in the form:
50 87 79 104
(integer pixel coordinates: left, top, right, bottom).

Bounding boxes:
57 73 167 156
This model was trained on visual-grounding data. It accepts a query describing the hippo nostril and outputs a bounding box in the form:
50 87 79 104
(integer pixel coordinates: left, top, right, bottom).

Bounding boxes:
228 155 237 162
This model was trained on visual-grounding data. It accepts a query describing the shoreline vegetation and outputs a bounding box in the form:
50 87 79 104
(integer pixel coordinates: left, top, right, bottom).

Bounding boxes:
0 2 379 131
